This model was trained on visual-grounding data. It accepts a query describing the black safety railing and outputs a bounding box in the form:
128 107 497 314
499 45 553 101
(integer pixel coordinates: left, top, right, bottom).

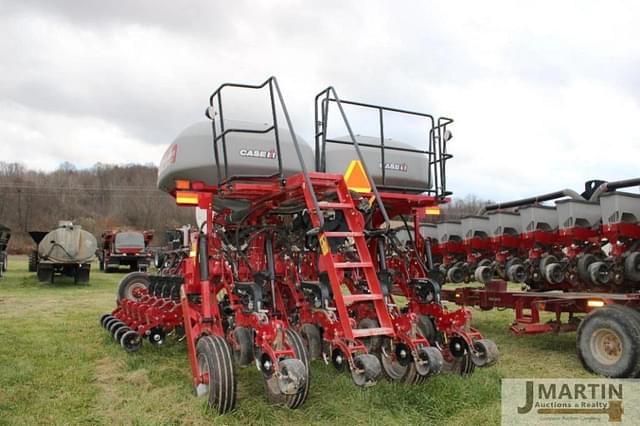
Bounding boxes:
314 94 453 199
314 87 393 231
205 77 325 227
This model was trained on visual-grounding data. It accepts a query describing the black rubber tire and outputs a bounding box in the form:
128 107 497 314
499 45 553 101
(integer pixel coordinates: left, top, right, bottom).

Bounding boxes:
300 323 322 360
576 305 640 378
196 335 237 414
36 264 53 283
625 252 640 281
120 330 143 353
98 253 104 271
231 327 254 366
114 326 130 343
100 313 112 328
117 272 150 302
109 321 126 337
104 317 119 332
577 253 596 283
417 315 436 344
263 329 310 409
28 251 38 272
351 353 382 387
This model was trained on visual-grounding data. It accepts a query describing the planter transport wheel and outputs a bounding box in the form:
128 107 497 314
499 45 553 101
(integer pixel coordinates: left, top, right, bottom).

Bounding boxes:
196 335 236 414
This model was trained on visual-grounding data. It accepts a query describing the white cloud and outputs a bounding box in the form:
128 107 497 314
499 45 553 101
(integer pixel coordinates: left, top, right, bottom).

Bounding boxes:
0 0 639 201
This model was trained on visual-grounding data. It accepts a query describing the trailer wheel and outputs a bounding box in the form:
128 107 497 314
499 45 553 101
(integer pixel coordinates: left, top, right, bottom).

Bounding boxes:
28 251 38 272
264 329 310 409
300 323 322 359
36 264 53 283
230 327 254 366
196 335 237 414
577 305 640 377
117 272 150 302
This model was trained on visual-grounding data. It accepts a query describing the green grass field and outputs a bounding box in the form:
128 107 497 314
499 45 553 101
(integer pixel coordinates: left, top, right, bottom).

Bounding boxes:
0 256 594 425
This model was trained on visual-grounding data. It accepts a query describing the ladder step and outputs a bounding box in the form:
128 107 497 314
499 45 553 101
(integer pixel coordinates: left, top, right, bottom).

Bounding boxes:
343 294 383 303
352 327 394 338
324 231 363 238
318 202 353 209
334 261 372 269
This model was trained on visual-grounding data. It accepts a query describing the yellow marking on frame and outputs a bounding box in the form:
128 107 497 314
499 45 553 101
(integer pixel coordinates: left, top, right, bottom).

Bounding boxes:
344 160 371 193
319 234 330 256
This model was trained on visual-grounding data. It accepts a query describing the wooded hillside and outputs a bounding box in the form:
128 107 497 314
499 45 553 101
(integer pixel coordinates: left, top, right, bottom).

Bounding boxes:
0 162 194 253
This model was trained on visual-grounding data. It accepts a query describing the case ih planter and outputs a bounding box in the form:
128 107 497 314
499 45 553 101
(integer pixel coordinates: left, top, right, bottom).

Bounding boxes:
97 230 153 273
28 221 96 284
437 178 640 377
100 77 497 414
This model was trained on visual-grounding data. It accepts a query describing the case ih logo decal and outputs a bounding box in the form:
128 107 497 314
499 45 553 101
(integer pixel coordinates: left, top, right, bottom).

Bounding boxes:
381 162 408 172
239 149 277 159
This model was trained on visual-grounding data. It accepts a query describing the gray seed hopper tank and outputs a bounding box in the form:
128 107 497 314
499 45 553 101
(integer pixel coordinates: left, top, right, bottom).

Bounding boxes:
29 221 96 284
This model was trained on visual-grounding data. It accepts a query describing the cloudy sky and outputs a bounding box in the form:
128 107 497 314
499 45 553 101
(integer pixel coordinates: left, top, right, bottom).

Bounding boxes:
1 0 639 201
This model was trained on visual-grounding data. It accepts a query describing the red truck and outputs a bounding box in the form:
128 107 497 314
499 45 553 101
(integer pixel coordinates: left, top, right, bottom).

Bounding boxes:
97 230 153 273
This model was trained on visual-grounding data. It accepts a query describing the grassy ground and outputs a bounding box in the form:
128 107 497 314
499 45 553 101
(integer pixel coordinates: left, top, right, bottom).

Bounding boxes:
0 256 594 425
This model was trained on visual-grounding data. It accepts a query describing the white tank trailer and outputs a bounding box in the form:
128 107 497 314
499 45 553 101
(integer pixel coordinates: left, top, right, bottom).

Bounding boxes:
29 221 97 284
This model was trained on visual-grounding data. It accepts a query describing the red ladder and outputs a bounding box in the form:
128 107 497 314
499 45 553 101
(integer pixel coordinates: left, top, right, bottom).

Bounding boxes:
302 176 394 341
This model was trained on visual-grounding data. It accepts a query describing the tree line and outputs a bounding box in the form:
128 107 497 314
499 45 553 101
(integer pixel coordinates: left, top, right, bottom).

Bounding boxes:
0 162 194 253
0 161 493 253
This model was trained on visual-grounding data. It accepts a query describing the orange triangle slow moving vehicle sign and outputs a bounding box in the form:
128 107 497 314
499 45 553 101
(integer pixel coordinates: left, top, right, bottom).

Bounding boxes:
344 160 371 193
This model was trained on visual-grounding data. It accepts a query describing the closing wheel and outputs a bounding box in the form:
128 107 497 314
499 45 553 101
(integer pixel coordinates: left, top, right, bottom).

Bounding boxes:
196 335 237 414
117 272 150 303
100 314 113 328
104 317 119 331
358 318 382 353
230 327 254 366
263 329 309 409
114 326 130 343
417 315 436 344
577 305 640 377
416 346 444 377
300 323 322 360
120 330 143 353
109 321 126 336
470 339 499 367
351 353 381 387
